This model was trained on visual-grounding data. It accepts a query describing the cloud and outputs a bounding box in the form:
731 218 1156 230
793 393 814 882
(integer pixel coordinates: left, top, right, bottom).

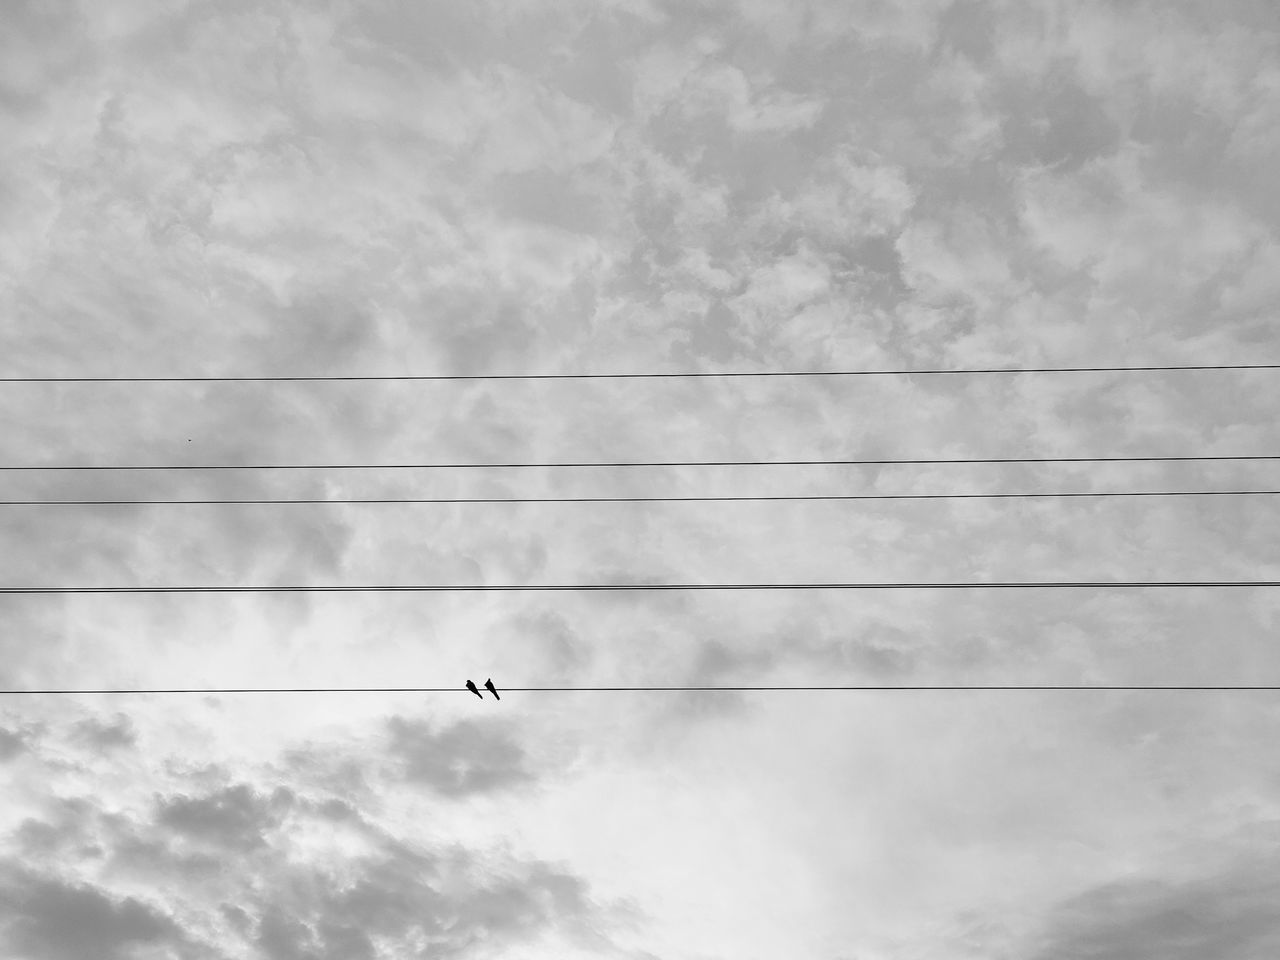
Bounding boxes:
661 59 825 135
386 717 536 797
2 745 616 959
999 64 1121 171
1027 844 1280 959
72 714 137 750
4 2 1280 958
0 727 25 761
156 782 292 851
0 868 181 960
240 846 610 960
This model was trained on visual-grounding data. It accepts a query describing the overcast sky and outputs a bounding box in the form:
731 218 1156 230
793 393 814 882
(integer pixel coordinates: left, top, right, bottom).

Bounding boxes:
3 1 1280 958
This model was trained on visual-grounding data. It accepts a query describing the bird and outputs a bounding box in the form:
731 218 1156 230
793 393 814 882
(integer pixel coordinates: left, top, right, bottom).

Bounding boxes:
465 680 483 699
484 679 500 700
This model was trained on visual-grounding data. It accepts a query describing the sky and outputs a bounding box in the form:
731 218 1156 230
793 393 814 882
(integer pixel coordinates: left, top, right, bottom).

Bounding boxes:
2 0 1280 957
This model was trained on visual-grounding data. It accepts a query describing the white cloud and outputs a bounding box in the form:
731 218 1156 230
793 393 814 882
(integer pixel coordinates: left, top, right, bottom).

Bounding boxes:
631 45 824 134
896 208 1018 307
3 2 1280 958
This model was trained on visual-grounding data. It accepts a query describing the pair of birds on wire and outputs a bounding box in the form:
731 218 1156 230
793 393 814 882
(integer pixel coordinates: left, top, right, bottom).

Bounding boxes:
466 679 500 700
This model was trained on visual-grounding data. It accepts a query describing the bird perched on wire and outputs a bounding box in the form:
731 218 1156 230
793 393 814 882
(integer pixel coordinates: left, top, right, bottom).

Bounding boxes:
484 678 500 700
465 680 483 699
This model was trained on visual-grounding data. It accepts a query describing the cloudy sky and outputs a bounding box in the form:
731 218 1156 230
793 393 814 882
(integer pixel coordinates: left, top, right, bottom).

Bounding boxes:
3 0 1280 957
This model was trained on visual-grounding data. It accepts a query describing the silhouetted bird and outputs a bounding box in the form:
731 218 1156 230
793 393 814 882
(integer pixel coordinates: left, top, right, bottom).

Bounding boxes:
484 679 500 700
465 680 483 699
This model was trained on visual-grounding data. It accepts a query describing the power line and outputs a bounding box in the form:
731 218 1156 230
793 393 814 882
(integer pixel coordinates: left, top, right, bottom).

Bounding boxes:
2 581 1278 595
5 454 1280 471
3 363 1279 383
2 490 1278 506
3 684 1279 694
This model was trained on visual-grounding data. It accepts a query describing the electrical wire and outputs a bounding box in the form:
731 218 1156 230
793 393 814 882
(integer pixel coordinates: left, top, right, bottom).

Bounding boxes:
2 581 1278 595
4 363 1279 382
5 454 1280 471
2 684 1278 694
2 490 1278 505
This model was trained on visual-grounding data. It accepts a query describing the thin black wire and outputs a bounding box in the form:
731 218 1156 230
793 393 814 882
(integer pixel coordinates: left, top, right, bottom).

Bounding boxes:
2 490 1278 505
2 685 1278 694
2 581 1278 595
4 363 1279 382
5 454 1280 471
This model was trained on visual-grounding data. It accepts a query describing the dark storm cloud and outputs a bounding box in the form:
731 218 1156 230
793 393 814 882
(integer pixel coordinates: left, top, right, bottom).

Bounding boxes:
71 714 137 750
1028 847 1280 960
156 783 294 851
0 1 95 115
3 765 614 959
935 0 996 62
386 716 535 797
1000 67 1121 171
0 726 25 761
9 797 104 860
489 169 606 235
247 841 604 960
679 299 749 363
0 868 181 960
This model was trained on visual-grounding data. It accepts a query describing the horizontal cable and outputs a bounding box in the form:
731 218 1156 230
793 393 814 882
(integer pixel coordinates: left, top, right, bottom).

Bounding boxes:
4 363 1279 382
3 685 1279 694
5 455 1280 471
2 581 1278 595
2 490 1278 506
